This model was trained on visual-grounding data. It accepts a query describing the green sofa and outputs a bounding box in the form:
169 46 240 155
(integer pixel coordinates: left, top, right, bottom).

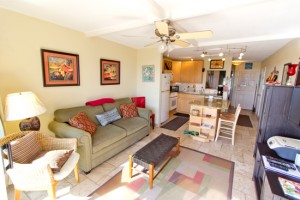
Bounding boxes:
48 97 151 173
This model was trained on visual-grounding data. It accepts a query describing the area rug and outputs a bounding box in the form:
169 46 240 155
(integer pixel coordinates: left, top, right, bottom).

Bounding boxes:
90 147 234 200
174 112 190 118
237 114 253 128
161 117 189 131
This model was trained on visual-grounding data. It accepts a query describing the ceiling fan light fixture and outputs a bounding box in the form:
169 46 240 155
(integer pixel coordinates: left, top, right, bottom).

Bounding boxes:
158 43 167 53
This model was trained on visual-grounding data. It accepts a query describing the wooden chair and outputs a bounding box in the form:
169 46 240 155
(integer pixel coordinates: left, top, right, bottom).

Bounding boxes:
215 104 241 145
0 131 80 200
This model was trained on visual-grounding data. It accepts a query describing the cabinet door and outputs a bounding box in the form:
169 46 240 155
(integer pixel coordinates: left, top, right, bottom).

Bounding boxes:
180 61 194 83
194 61 203 83
289 87 300 127
172 61 181 82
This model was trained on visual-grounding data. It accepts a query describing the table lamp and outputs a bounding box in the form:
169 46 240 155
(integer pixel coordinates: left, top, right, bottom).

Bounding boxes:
5 92 46 131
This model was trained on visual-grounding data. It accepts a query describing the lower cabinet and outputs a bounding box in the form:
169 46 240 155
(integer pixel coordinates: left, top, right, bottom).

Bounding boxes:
177 93 204 114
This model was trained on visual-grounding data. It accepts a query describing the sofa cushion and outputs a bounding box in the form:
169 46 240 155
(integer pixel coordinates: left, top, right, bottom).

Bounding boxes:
102 97 132 114
96 107 121 126
54 105 104 124
69 112 97 135
33 149 74 173
92 124 126 153
86 98 115 106
119 103 139 119
9 132 42 164
112 117 148 136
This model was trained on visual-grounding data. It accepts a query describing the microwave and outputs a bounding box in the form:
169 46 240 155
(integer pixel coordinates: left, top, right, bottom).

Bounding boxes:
170 85 179 92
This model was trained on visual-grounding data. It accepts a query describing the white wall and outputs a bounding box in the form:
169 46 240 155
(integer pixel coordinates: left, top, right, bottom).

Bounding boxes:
0 8 138 134
262 39 300 85
136 49 162 125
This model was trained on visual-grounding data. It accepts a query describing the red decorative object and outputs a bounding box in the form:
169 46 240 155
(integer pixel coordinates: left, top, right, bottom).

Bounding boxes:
85 98 115 106
287 64 298 76
131 96 155 129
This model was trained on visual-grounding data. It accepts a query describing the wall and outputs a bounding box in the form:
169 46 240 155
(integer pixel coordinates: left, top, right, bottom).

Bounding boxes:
262 39 300 85
0 9 138 134
136 49 162 125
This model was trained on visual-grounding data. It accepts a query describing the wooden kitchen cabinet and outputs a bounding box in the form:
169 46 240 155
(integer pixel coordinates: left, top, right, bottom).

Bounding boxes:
177 61 203 83
172 61 181 82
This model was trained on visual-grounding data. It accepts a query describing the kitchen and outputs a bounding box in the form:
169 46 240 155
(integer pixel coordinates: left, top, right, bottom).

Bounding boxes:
160 57 233 125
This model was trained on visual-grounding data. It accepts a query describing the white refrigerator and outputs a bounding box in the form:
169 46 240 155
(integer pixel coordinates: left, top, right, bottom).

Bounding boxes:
160 73 171 123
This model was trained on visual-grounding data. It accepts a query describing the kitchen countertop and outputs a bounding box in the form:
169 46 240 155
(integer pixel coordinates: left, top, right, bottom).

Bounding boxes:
189 98 231 110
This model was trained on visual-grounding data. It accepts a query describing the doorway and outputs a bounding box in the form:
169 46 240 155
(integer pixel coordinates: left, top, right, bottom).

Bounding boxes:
234 70 259 110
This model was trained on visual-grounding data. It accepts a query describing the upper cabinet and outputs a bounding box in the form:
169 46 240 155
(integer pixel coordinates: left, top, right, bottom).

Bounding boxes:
171 60 203 83
172 61 181 82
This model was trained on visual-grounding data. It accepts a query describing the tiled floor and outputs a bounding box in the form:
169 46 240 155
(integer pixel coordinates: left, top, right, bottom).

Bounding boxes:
6 109 258 200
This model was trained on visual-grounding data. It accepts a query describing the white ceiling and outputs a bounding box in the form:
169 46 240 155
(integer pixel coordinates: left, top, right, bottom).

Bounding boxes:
1 0 300 62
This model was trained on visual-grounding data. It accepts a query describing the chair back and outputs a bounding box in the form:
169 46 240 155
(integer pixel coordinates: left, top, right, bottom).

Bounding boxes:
234 104 242 123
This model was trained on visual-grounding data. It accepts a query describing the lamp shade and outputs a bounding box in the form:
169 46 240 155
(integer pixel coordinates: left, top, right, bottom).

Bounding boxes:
5 92 46 121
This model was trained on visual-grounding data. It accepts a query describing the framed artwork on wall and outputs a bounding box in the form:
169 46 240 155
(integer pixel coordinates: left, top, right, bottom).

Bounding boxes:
210 60 224 69
100 59 120 85
281 63 291 85
142 65 155 82
41 49 80 87
245 62 253 70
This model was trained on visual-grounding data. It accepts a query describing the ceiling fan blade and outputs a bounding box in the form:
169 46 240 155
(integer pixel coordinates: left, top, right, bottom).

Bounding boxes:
171 39 190 47
144 40 161 47
155 21 169 36
176 30 213 39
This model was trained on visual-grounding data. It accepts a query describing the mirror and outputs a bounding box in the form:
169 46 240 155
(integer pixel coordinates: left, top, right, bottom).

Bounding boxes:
206 70 226 89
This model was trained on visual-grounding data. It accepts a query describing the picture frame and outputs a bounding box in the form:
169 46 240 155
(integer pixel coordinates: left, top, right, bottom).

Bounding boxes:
210 60 224 69
100 59 120 85
281 63 291 85
142 65 155 82
41 49 80 87
245 62 253 70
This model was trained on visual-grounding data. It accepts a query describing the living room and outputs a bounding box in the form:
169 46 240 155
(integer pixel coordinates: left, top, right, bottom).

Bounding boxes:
1 1 300 199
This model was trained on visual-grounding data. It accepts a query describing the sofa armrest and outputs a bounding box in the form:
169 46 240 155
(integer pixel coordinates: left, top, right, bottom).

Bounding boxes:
48 121 93 172
48 121 91 147
137 107 151 121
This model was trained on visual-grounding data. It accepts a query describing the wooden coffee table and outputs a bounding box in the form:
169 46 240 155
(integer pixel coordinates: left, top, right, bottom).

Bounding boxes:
128 134 180 189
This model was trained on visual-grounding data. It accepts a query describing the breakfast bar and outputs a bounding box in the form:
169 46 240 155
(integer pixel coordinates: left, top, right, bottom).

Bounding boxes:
188 98 231 142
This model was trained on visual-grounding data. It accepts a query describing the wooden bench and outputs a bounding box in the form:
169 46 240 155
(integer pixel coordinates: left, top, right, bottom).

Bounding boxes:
128 134 180 189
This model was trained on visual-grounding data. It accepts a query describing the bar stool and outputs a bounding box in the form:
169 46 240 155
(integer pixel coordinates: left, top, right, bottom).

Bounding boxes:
215 104 241 145
131 96 155 129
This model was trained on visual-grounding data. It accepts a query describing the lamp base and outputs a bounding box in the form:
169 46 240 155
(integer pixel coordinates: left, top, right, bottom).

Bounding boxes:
19 116 41 131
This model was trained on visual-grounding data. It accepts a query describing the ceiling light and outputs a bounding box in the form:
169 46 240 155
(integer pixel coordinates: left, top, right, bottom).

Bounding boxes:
191 58 193 61
208 58 211 62
222 57 225 61
238 56 242 60
201 53 205 58
239 52 244 57
158 43 167 53
219 52 224 57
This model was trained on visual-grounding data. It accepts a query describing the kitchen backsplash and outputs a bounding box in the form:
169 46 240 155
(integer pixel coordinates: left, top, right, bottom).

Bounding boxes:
171 82 204 93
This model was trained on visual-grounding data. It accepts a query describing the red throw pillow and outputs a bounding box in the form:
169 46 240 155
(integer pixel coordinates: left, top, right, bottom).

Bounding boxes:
69 112 97 135
85 98 115 106
119 103 139 119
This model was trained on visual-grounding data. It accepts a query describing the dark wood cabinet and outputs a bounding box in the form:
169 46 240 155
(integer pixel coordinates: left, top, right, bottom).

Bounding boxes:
288 87 300 127
256 85 294 145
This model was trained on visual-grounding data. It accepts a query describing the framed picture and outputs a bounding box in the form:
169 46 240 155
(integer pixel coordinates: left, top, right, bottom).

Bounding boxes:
245 62 253 70
100 59 120 85
142 65 155 82
281 63 291 85
41 49 80 87
210 60 224 69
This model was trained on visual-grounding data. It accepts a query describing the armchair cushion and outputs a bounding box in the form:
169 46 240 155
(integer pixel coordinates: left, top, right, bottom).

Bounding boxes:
119 103 139 119
69 112 97 135
33 149 74 173
9 132 42 164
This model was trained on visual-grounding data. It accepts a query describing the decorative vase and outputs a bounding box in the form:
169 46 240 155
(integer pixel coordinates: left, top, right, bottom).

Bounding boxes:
287 64 298 76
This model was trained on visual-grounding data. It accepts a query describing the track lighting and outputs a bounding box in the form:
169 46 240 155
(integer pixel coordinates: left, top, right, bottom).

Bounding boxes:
219 52 224 57
239 52 244 57
196 45 247 60
208 58 211 62
201 53 205 58
222 57 226 61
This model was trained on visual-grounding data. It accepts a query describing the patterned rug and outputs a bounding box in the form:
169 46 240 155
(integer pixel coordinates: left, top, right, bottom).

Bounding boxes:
161 117 189 131
174 112 190 118
90 147 234 200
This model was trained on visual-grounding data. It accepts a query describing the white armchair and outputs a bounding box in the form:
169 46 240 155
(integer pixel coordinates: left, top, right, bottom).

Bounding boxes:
0 131 80 200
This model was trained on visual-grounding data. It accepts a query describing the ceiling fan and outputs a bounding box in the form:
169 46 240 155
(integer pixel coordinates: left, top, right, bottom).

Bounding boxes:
145 20 213 50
